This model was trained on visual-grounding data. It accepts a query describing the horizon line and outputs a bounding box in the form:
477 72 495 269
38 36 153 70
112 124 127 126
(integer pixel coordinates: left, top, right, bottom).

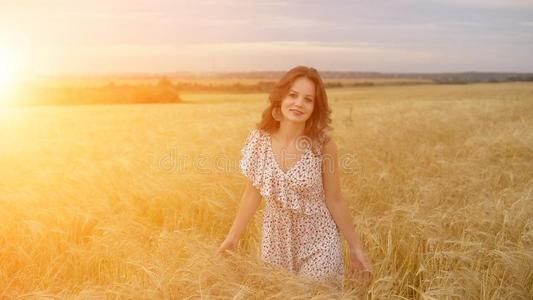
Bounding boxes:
32 70 533 78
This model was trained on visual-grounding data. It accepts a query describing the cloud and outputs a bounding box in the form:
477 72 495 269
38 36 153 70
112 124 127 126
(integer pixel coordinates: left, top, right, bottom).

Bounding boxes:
519 21 533 27
2 0 531 73
424 0 533 9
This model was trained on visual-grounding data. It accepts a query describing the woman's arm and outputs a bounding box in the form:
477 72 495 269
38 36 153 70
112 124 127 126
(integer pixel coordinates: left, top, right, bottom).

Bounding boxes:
322 139 365 253
322 138 372 280
222 181 262 243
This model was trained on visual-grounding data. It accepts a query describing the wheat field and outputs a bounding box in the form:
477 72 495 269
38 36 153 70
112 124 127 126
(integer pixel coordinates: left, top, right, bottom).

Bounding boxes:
0 82 532 299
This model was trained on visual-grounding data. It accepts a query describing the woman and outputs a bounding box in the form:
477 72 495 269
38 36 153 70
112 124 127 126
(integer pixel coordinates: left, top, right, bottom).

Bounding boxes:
216 65 372 289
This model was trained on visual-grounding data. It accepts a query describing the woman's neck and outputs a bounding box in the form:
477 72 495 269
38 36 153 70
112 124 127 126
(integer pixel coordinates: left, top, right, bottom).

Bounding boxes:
274 121 306 145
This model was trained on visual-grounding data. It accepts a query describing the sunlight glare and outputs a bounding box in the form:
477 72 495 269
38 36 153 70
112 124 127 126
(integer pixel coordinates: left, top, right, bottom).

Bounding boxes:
0 47 19 88
0 46 21 105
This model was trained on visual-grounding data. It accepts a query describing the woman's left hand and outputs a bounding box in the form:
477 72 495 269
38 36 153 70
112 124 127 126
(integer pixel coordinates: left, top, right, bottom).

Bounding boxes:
347 246 373 283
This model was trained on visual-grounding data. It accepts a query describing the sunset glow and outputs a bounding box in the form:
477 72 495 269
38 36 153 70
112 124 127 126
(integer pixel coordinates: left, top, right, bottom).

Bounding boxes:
0 46 19 91
0 1 531 298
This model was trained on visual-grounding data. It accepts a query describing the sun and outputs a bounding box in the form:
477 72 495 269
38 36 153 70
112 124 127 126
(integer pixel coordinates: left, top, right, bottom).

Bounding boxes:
0 48 16 88
0 67 14 89
0 46 20 91
0 46 21 106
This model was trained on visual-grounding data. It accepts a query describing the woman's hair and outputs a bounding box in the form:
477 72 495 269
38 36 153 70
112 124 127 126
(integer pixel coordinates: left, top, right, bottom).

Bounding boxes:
256 65 333 153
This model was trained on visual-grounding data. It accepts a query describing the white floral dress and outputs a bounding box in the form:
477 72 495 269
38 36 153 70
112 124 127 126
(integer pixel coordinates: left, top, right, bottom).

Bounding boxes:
239 128 345 289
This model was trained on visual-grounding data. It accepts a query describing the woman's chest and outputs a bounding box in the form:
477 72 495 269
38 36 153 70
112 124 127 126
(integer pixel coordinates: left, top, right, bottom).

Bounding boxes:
267 151 323 189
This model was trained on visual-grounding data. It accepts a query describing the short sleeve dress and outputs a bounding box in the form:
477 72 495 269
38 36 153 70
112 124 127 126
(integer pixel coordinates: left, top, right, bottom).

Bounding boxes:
239 128 345 289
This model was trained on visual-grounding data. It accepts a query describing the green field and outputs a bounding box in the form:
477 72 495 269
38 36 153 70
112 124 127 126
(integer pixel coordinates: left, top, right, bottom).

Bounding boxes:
0 82 532 298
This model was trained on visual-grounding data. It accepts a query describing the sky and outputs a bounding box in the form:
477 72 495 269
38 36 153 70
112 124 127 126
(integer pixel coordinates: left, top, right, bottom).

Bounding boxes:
1 0 532 76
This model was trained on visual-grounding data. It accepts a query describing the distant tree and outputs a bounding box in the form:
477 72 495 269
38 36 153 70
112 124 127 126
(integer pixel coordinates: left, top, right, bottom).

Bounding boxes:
233 82 244 92
158 76 172 88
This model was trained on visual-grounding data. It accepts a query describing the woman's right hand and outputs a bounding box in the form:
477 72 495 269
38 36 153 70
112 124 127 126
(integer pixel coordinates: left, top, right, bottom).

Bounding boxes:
216 238 238 257
348 245 373 283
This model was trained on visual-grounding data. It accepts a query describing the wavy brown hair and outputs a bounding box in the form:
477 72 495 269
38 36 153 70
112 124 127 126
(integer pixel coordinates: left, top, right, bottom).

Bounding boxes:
256 65 333 154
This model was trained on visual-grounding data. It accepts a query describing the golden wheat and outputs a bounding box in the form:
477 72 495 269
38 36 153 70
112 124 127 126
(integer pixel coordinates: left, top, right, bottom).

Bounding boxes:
0 82 531 299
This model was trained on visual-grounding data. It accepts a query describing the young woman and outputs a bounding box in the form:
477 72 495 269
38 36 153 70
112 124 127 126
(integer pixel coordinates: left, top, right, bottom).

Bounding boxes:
216 66 372 289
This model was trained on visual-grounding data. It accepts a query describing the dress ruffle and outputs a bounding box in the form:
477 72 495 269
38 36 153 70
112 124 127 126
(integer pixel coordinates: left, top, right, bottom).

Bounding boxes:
239 128 328 215
239 129 268 193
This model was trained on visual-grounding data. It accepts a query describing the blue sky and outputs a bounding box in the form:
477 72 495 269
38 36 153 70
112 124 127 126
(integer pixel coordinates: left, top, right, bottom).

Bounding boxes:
1 0 532 74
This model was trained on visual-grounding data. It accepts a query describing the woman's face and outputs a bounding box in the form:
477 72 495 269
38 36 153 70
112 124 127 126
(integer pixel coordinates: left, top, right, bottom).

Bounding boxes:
279 76 315 123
